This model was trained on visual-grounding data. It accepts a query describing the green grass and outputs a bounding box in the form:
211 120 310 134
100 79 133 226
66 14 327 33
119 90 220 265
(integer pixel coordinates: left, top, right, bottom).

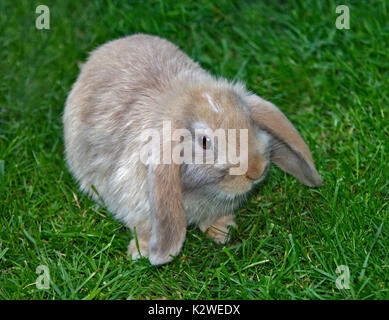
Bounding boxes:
1 0 388 300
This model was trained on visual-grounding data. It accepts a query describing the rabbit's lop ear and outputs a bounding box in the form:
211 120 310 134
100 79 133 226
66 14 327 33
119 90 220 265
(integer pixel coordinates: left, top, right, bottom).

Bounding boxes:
147 143 187 265
245 94 322 187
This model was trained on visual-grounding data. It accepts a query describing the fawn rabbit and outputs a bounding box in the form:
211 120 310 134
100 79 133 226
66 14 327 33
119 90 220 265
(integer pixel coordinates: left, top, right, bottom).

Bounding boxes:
63 34 322 265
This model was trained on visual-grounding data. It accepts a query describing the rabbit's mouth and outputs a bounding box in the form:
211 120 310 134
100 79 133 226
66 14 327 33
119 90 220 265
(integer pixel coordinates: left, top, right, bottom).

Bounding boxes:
218 171 268 197
217 154 270 195
252 162 270 185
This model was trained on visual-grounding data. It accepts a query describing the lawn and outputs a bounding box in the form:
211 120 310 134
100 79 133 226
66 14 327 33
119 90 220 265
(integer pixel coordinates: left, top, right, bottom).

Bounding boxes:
0 0 388 299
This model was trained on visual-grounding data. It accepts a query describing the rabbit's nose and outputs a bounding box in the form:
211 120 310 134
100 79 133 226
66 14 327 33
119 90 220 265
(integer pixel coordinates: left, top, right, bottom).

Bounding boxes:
245 167 262 180
245 154 265 180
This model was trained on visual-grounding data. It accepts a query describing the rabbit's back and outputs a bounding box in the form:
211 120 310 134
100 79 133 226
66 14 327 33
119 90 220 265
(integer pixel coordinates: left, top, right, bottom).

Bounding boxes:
66 34 200 126
63 34 199 226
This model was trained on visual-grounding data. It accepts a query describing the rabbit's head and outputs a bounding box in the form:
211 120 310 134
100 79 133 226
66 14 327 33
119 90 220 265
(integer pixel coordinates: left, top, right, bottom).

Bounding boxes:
178 86 272 197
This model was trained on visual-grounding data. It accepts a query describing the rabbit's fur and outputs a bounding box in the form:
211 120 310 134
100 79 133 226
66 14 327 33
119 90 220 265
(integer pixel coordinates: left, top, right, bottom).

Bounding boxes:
63 34 322 265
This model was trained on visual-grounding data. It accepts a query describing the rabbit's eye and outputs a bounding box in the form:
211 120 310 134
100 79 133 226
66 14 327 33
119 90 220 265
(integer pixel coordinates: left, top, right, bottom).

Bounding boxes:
200 136 212 150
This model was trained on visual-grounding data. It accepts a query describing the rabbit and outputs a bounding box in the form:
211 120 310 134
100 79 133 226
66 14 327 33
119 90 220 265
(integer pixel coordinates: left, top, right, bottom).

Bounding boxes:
63 34 322 265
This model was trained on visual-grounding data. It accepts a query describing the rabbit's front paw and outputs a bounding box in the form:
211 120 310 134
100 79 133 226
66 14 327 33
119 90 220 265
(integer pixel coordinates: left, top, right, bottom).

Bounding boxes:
199 215 237 244
127 238 149 260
